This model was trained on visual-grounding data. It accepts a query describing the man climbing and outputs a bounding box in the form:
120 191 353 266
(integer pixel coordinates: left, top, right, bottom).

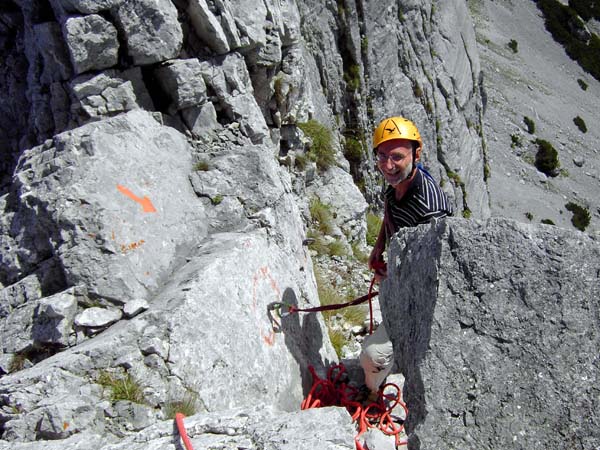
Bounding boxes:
359 116 453 400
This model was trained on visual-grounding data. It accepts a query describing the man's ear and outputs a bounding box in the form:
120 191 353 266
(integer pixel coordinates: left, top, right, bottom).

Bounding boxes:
415 145 422 162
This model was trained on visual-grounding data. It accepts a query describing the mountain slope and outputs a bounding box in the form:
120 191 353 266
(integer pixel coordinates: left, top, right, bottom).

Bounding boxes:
470 0 600 232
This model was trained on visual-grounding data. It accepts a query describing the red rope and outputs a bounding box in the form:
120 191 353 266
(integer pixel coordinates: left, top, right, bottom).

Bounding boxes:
175 413 194 450
301 364 408 449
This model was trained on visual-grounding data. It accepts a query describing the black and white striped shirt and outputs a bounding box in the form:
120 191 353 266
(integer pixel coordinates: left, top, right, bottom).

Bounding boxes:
384 166 453 233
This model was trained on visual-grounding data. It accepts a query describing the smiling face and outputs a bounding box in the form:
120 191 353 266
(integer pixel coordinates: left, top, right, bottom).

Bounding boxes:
376 138 421 186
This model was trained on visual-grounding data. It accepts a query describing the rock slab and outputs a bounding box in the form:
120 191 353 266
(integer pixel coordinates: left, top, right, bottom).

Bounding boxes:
382 217 600 450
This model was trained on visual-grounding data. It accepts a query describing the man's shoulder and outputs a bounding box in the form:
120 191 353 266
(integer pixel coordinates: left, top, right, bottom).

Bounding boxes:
409 168 453 216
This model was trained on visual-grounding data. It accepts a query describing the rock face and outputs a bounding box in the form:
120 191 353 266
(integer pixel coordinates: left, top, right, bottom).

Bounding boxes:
0 107 338 444
295 0 489 216
3 0 597 448
382 217 600 449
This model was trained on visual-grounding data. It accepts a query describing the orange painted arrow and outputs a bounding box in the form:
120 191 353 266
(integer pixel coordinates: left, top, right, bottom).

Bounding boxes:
117 184 157 213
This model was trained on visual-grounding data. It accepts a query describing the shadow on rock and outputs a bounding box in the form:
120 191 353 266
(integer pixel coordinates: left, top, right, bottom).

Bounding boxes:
272 287 333 397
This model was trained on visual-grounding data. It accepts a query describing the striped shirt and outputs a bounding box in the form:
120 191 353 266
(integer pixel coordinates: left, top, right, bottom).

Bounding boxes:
384 166 453 233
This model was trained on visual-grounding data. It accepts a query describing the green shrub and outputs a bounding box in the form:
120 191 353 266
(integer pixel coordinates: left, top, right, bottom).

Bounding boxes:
297 120 336 172
309 197 335 235
483 162 491 180
327 239 348 257
343 64 361 92
313 267 366 358
534 139 560 176
97 371 145 404
523 116 536 134
211 194 223 205
366 212 382 246
344 137 363 164
568 0 600 21
314 268 341 323
328 328 346 358
306 231 330 256
361 37 369 53
193 161 209 171
573 115 587 133
565 201 591 231
351 242 369 263
525 212 534 221
508 39 519 53
510 134 523 148
9 353 27 373
577 78 588 90
541 218 555 225
295 153 308 170
413 82 423 98
535 0 600 82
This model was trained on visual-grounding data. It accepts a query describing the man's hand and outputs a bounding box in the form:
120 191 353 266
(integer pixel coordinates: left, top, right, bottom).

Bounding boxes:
368 245 387 282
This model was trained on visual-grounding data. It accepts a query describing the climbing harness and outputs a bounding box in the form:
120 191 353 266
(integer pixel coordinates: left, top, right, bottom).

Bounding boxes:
175 412 195 450
301 363 408 449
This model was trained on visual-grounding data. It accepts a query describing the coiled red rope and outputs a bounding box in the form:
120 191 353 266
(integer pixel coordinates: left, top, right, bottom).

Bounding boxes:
301 363 408 449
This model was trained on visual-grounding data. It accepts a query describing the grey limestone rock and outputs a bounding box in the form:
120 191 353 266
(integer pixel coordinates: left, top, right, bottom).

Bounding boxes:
187 0 233 54
181 102 220 139
33 21 73 84
198 53 269 144
307 166 369 243
63 14 119 75
123 298 148 318
6 110 207 303
49 0 123 15
112 0 182 65
70 68 154 119
381 217 600 449
74 307 122 328
0 228 335 442
31 288 80 346
154 59 207 111
0 406 356 449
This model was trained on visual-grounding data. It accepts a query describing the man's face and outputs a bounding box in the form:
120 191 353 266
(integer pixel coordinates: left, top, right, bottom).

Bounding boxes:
376 139 417 186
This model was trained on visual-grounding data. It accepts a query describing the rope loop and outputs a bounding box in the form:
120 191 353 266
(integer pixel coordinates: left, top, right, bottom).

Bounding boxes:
301 364 408 449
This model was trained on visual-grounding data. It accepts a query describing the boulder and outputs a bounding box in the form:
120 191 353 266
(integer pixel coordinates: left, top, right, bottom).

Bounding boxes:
74 306 122 328
112 0 182 65
154 59 207 111
31 287 80 346
0 229 336 441
5 110 207 303
70 68 154 119
181 102 220 139
187 0 233 54
382 217 600 449
63 14 119 74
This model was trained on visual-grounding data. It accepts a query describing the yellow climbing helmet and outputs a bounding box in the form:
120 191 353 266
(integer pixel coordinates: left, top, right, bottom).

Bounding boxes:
372 116 422 150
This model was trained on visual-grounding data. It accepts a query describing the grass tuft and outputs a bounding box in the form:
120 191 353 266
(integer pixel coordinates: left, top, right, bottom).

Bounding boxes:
97 371 145 404
366 213 382 246
163 392 198 419
297 120 336 172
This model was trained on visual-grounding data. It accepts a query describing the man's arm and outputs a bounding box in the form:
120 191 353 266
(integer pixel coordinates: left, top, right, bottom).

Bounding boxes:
368 220 387 279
